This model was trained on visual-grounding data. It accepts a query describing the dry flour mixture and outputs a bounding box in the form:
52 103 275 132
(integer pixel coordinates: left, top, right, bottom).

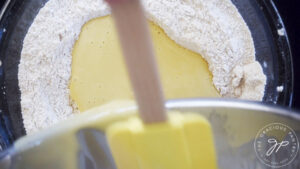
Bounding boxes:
19 0 266 133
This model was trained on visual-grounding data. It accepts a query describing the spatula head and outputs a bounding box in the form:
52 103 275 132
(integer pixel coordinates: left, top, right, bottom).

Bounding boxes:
106 112 218 169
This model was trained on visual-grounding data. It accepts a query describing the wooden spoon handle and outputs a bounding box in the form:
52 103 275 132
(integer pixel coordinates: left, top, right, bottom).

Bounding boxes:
107 0 167 123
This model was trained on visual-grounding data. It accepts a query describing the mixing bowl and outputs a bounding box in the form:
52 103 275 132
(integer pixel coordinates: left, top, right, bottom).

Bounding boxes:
0 0 294 152
0 99 299 169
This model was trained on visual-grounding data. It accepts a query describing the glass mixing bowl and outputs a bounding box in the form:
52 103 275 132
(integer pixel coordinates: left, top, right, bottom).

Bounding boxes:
0 0 294 150
0 99 299 169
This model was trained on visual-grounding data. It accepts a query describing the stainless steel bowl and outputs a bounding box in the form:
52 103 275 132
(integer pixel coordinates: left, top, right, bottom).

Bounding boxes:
0 99 299 169
0 0 295 160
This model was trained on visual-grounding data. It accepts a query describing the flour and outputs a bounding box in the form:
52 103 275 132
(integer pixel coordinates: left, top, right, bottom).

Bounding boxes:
19 0 266 134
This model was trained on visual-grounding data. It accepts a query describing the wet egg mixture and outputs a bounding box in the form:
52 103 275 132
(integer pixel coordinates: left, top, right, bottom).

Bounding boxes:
70 16 219 112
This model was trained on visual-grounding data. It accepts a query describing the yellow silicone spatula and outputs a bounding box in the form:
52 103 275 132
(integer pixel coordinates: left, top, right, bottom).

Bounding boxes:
105 0 218 168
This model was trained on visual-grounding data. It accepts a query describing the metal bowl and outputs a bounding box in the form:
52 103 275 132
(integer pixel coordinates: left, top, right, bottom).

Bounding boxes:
0 99 299 169
0 0 294 150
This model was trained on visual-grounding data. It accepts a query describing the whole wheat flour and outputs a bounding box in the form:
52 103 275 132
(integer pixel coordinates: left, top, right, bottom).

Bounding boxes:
19 0 266 134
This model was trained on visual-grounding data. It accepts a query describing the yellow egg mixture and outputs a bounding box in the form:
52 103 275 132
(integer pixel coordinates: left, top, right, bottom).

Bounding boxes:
70 16 219 112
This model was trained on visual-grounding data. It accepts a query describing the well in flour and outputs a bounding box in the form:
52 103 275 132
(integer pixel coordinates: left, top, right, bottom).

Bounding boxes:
19 0 266 134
